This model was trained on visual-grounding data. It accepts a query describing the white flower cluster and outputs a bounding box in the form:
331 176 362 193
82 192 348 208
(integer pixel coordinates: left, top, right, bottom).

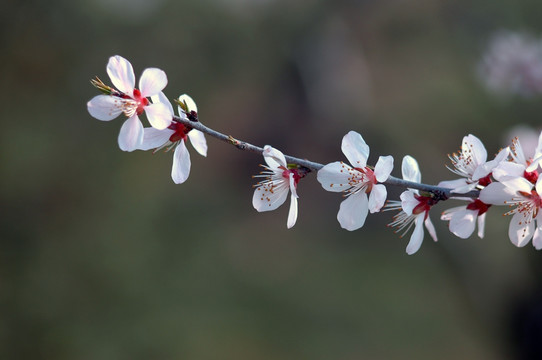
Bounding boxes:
88 56 542 255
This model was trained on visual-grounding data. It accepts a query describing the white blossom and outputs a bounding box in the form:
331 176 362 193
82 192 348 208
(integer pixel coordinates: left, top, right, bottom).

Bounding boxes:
439 134 509 194
317 131 393 231
441 199 490 239
386 156 437 255
87 55 172 151
138 94 207 184
252 146 306 229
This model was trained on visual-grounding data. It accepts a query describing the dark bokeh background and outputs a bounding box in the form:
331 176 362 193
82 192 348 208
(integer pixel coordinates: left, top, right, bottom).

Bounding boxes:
2 0 542 359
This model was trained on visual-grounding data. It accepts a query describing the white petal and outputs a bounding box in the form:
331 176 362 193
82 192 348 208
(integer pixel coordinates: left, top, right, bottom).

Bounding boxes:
448 208 476 239
341 131 369 168
252 179 289 212
406 215 424 255
263 146 287 169
512 139 527 165
500 176 534 193
438 179 469 190
178 94 198 113
533 225 542 250
477 212 486 239
492 161 525 181
441 205 467 221
106 55 135 94
288 172 299 199
368 184 387 213
118 115 144 152
494 146 511 163
439 179 478 196
463 134 487 166
337 192 369 231
317 162 354 192
527 131 542 170
87 95 123 121
472 167 490 182
534 131 542 156
528 133 542 171
188 130 208 157
287 193 298 229
401 155 421 183
479 182 516 205
400 190 418 216
144 102 173 130
374 156 394 182
151 91 174 115
473 147 510 180
424 216 438 242
139 68 168 97
171 140 191 184
138 127 174 151
526 157 542 172
508 212 534 247
450 183 477 194
536 177 542 196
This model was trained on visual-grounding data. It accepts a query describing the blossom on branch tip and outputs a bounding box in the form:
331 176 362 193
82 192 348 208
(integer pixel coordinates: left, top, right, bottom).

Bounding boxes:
137 94 207 184
252 146 308 229
317 131 393 231
87 55 172 151
385 156 438 255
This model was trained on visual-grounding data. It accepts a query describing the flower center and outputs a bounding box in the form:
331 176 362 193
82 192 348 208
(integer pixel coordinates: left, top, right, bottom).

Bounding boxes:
466 199 491 215
168 122 192 142
477 174 492 187
524 169 539 184
354 167 377 193
280 166 307 186
413 194 439 218
515 190 542 219
132 89 149 115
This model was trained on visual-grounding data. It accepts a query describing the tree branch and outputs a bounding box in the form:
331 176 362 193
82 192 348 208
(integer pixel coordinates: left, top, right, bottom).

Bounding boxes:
173 114 480 200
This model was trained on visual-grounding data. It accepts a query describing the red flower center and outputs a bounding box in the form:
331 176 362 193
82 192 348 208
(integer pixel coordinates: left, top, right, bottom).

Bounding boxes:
132 89 149 115
281 167 307 186
354 167 377 193
466 199 491 215
477 174 492 187
168 122 192 142
413 194 439 219
524 169 539 184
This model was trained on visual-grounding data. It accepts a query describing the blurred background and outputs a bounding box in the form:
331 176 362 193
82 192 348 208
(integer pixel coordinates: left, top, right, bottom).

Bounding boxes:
2 0 542 359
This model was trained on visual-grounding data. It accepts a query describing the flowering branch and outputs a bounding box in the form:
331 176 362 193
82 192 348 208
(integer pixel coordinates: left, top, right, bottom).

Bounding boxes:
170 112 480 200
87 55 542 254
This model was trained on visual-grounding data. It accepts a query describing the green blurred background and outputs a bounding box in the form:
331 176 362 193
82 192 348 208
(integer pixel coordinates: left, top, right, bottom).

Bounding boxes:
2 0 542 359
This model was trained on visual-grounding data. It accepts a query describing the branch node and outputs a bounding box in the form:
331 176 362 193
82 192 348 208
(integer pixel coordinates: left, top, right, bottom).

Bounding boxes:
228 135 249 150
432 190 449 202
